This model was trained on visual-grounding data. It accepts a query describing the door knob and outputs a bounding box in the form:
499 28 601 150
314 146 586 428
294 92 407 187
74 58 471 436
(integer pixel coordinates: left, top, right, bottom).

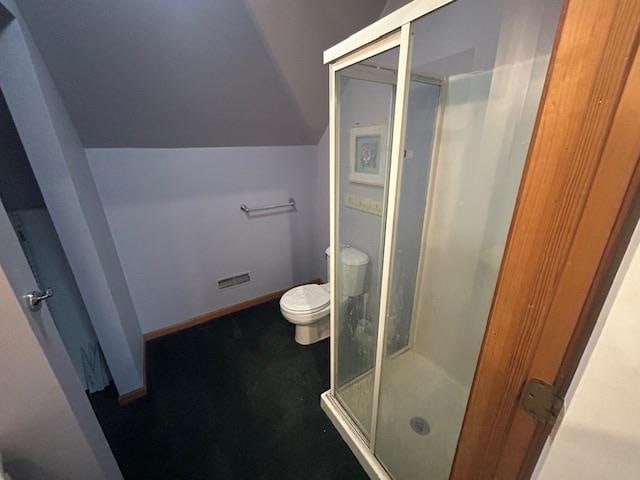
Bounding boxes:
24 288 54 312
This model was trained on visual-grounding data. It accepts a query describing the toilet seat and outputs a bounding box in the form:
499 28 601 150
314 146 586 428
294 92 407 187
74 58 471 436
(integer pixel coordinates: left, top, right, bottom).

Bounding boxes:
281 303 330 324
280 284 330 325
280 284 329 311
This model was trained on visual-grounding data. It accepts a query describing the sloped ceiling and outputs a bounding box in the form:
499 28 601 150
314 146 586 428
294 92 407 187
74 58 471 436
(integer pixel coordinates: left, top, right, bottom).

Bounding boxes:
16 0 386 148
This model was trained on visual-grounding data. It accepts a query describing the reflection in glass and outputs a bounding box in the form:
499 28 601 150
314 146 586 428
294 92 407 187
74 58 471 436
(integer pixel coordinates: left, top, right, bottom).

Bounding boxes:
334 46 400 439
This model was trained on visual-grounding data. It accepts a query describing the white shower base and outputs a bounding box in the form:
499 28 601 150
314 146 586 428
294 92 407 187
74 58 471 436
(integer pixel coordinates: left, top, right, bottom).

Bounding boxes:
324 349 468 479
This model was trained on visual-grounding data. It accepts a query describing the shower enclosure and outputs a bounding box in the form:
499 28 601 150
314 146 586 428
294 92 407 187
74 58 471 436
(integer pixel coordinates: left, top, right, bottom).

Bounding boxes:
322 0 564 478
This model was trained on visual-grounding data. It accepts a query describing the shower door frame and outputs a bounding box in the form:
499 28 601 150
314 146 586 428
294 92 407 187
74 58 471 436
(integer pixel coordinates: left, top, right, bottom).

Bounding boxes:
323 0 640 478
328 27 407 459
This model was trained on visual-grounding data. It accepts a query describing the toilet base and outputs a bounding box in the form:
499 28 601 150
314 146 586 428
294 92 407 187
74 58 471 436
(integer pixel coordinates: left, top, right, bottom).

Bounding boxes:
294 315 330 345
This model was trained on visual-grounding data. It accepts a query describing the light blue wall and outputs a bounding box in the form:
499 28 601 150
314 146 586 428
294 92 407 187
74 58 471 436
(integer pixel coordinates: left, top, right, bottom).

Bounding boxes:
338 77 392 322
15 0 386 148
88 146 318 333
379 0 412 16
313 128 330 281
335 75 440 366
0 0 399 399
0 89 45 210
0 0 143 395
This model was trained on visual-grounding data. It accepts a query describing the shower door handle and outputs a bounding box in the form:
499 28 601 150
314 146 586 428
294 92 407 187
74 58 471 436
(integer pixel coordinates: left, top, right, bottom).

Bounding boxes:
24 288 54 312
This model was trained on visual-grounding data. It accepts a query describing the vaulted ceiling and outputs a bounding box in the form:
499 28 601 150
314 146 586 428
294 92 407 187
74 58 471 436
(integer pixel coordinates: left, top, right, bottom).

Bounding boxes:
16 0 386 147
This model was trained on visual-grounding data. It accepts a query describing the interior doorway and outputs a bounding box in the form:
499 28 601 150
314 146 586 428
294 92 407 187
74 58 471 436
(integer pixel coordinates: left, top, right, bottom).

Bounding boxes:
0 87 111 393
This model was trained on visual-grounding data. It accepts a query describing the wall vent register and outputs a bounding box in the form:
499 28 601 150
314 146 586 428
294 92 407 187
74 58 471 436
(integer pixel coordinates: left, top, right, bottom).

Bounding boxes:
218 273 251 289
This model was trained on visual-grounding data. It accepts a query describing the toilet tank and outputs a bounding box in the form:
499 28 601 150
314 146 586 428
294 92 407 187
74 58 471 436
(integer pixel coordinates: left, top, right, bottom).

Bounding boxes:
325 246 369 297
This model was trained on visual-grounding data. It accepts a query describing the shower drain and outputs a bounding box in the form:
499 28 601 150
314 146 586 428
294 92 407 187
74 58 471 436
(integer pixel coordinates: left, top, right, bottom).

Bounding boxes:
410 416 430 436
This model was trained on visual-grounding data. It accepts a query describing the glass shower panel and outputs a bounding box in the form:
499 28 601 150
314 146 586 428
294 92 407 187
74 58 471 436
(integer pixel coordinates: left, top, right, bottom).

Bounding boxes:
334 46 400 439
374 0 563 478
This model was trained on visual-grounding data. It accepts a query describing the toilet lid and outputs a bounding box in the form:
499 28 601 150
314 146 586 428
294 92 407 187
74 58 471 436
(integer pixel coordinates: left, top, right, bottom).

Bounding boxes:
280 284 329 312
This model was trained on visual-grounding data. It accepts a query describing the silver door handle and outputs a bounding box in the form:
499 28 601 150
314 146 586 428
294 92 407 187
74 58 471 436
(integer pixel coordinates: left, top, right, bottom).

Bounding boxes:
24 288 54 311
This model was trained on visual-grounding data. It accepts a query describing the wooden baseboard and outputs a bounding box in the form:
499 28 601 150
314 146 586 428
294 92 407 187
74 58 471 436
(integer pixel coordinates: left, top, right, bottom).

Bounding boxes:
118 338 148 405
117 279 323 403
143 278 323 342
118 385 147 405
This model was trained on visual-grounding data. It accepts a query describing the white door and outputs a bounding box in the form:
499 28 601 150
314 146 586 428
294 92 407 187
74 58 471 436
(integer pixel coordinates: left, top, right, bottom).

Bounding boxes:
0 203 121 479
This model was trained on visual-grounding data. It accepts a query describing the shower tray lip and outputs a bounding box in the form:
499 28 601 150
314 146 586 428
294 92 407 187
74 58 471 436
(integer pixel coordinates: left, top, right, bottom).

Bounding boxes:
320 390 392 480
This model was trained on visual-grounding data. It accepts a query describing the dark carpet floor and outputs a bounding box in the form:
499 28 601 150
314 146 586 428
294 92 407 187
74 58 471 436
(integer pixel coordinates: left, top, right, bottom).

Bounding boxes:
89 300 367 480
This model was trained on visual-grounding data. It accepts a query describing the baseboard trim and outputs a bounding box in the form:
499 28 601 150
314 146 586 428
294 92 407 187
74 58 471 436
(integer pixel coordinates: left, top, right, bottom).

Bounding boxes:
118 385 147 405
118 341 148 405
143 278 323 342
117 279 323 403
321 391 391 479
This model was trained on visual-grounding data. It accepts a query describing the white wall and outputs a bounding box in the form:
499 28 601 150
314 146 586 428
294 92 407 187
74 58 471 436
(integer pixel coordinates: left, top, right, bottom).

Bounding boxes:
0 0 143 394
534 221 640 480
88 146 318 333
313 128 330 282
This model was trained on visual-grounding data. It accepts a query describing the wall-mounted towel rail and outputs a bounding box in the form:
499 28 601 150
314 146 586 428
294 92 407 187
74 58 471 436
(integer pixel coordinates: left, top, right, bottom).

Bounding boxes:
240 198 295 213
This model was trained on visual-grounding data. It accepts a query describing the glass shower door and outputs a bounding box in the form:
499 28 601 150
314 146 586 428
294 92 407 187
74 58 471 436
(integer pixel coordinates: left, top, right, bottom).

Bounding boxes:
332 43 401 439
373 0 564 478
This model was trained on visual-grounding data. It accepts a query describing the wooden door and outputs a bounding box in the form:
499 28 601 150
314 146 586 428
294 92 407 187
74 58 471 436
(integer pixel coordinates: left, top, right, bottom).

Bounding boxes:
451 0 640 477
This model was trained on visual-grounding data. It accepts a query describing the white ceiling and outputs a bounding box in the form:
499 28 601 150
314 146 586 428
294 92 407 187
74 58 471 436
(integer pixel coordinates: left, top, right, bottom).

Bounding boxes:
16 0 386 148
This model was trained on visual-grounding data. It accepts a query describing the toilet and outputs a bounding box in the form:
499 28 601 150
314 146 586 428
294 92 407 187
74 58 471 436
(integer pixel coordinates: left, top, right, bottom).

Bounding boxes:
280 246 369 345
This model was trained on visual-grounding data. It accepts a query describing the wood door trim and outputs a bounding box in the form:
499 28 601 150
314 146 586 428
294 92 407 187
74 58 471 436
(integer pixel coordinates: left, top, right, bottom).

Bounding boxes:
552 36 640 402
519 41 640 478
451 0 640 478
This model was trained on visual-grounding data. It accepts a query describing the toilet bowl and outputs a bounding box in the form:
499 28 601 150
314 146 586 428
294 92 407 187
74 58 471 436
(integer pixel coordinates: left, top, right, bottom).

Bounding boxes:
280 245 369 345
280 283 330 345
